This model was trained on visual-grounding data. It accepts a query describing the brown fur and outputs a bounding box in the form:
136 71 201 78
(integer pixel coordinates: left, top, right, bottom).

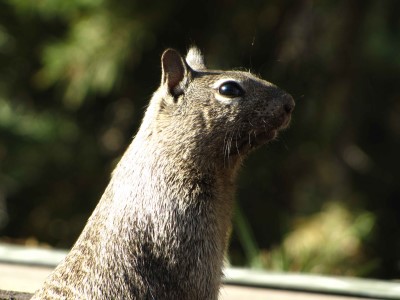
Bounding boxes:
32 47 294 299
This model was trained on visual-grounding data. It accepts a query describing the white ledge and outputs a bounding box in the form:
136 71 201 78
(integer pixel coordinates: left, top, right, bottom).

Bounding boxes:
1 243 399 299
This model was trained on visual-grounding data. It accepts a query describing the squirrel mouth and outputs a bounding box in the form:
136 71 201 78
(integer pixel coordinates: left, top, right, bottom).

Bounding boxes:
232 129 277 155
229 113 291 156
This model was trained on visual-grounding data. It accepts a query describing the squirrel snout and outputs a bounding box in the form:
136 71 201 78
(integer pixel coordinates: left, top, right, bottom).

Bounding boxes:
282 94 295 114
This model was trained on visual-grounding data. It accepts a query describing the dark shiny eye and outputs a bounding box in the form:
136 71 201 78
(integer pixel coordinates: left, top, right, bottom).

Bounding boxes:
218 81 244 98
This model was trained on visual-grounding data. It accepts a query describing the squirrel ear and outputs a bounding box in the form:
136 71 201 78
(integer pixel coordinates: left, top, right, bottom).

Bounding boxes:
161 49 191 97
186 46 206 70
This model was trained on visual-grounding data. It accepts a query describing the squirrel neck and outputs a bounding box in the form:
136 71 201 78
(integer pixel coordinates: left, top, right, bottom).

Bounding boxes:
103 121 238 244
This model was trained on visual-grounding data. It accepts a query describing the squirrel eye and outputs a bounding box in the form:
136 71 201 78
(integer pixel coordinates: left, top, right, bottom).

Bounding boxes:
218 81 244 98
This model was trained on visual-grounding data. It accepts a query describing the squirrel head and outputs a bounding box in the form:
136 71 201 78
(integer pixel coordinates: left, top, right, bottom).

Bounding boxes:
145 47 294 165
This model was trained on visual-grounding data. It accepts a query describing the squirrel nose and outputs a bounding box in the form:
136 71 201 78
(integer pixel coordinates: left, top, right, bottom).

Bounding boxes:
283 94 295 114
284 102 294 114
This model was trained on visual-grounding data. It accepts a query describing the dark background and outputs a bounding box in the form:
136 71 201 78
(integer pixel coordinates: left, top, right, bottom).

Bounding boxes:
0 0 399 279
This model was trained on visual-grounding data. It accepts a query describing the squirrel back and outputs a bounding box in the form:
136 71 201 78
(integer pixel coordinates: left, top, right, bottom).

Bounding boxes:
32 47 294 300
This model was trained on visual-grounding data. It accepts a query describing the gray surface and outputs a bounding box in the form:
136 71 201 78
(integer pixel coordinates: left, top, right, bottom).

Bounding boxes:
0 243 66 267
0 262 375 300
223 268 400 299
1 243 399 299
0 289 32 300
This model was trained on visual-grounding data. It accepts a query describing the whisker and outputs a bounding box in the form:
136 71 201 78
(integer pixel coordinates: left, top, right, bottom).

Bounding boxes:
223 130 230 165
234 127 242 157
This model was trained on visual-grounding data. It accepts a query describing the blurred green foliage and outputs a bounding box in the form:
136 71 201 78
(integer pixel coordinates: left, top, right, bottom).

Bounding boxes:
0 0 399 279
260 202 376 275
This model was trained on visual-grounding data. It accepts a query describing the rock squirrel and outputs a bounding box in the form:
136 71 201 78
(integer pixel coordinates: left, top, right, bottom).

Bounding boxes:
32 47 294 299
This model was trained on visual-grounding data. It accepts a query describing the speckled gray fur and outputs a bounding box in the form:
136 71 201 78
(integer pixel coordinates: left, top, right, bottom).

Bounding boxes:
32 47 294 300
